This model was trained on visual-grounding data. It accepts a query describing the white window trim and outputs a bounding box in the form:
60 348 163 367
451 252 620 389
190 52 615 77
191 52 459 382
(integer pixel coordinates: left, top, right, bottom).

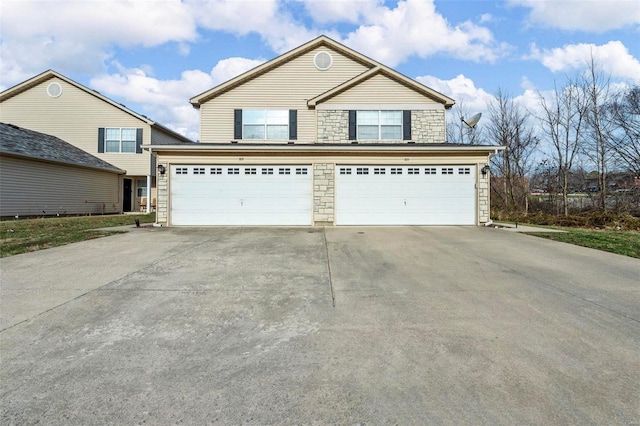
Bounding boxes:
242 109 289 140
105 127 137 154
356 110 403 141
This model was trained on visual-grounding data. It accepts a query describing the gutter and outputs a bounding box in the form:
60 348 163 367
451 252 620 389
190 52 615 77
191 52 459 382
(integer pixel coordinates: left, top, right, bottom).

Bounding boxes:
145 143 505 155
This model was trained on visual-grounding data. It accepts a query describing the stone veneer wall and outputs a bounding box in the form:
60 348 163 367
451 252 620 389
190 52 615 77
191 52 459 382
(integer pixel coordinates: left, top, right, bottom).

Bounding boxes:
313 163 335 224
317 109 446 143
317 110 349 143
411 110 445 143
156 163 168 224
478 166 490 223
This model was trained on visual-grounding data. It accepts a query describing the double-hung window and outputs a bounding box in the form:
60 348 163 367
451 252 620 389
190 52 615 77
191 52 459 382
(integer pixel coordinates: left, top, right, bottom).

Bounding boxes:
357 110 402 140
105 128 137 153
243 109 289 140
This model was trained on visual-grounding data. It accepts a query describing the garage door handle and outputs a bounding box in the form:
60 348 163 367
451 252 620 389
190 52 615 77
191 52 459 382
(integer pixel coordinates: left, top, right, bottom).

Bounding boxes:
404 199 407 206
240 198 244 206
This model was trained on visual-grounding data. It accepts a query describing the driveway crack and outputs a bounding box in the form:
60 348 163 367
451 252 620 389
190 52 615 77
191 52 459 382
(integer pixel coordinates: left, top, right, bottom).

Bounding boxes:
323 226 336 308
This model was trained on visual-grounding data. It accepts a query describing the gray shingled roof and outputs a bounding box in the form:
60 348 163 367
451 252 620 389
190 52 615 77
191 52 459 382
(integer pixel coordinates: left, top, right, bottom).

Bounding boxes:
0 123 124 173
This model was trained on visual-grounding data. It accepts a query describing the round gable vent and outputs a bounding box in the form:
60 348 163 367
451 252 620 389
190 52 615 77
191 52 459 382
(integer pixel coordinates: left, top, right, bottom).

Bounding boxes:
314 51 333 71
46 82 62 98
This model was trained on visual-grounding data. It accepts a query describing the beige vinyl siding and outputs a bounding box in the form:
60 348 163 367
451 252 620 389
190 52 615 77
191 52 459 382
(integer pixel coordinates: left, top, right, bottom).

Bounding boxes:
199 46 371 143
0 156 122 217
324 74 439 105
0 77 151 175
151 128 186 145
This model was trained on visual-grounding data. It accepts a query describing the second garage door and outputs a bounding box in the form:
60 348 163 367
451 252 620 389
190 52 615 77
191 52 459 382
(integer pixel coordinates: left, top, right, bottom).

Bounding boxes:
170 165 312 225
336 165 476 225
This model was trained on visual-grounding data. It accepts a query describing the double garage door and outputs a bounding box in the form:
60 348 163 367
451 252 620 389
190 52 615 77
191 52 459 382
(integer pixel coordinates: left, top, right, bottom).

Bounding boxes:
170 164 476 226
170 165 312 225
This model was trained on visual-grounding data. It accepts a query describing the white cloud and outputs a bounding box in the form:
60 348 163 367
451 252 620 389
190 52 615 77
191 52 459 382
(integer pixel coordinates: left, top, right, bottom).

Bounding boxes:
341 0 511 66
210 57 266 84
509 0 640 32
188 0 322 54
528 41 640 84
0 0 196 87
89 58 264 140
416 74 494 113
0 0 196 45
301 0 383 24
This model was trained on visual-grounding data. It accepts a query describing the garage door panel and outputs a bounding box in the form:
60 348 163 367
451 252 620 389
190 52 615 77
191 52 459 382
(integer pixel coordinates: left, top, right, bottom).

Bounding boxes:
336 165 476 225
170 165 311 226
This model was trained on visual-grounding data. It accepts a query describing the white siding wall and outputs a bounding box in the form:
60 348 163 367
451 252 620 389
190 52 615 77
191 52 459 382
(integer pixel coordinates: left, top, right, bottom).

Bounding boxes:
199 46 371 143
325 74 440 104
0 156 122 217
0 77 151 175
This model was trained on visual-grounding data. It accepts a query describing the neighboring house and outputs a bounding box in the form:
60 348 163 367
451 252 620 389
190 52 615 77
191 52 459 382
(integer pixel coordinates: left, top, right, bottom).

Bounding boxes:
149 35 503 226
585 172 640 193
0 122 125 217
0 70 194 213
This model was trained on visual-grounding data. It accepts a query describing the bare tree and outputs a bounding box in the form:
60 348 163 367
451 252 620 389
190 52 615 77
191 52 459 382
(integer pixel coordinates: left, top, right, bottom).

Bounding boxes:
486 89 538 214
609 86 640 175
446 102 484 144
582 54 616 211
538 81 588 216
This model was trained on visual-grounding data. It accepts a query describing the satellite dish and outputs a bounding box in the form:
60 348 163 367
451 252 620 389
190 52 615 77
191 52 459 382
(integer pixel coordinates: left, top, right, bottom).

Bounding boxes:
462 112 482 128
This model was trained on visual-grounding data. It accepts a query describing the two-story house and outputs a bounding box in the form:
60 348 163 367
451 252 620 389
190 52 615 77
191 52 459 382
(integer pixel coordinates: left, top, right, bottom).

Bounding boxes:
148 36 502 226
0 70 194 213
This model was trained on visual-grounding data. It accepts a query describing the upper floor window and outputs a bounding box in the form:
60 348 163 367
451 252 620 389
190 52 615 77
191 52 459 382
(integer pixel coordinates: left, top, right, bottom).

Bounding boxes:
98 127 142 154
243 110 288 140
106 128 137 153
234 109 297 141
356 110 403 140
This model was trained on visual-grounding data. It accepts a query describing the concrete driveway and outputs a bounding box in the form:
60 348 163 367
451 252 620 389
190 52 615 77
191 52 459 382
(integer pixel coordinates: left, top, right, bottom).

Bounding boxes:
1 226 639 425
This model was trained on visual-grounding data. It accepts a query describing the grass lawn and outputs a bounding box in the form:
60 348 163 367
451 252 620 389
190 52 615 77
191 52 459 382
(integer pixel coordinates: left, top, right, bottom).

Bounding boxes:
0 213 155 258
528 228 640 259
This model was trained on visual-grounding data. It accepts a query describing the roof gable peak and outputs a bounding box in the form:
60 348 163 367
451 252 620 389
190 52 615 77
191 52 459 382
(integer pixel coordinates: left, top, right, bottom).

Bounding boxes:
189 35 454 108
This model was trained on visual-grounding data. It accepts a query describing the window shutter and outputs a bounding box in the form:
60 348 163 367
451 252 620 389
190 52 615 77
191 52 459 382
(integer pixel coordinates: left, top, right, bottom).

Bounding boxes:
289 110 297 140
234 109 243 139
348 110 356 140
98 128 105 153
136 128 143 153
403 110 412 140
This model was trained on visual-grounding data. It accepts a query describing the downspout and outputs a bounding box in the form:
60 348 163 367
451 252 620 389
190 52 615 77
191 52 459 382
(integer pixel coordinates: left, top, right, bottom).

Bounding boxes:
147 147 153 213
146 176 151 213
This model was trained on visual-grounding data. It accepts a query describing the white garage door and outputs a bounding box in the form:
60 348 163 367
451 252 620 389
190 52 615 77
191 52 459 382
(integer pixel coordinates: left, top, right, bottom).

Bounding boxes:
170 165 312 225
336 165 476 225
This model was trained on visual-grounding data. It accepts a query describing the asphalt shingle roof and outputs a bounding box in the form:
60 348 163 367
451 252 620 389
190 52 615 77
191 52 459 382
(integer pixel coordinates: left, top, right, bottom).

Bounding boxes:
0 123 124 173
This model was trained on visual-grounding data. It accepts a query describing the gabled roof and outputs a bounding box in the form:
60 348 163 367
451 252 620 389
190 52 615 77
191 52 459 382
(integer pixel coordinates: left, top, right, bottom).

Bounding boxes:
189 35 455 108
0 123 125 174
0 70 194 144
307 67 453 107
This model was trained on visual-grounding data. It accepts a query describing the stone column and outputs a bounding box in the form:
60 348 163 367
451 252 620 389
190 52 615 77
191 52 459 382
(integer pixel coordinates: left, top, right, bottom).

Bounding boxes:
478 165 490 224
313 163 335 225
156 163 168 224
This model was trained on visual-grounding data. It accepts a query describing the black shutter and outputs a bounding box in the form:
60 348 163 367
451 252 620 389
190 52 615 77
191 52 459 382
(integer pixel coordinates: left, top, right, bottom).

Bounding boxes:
136 128 143 153
98 128 105 153
403 110 412 140
234 109 243 139
348 110 356 140
289 110 297 140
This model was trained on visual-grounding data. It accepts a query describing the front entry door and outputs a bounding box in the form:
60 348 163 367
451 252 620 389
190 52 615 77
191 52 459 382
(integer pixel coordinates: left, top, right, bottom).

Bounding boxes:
123 179 132 212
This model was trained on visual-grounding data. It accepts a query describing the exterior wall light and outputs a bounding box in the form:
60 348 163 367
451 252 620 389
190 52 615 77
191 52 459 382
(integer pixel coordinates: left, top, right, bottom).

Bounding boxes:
481 165 491 176
157 164 166 175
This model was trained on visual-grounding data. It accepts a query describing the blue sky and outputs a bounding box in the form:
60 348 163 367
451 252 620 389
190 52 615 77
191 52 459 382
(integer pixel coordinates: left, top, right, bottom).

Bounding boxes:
1 0 639 141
